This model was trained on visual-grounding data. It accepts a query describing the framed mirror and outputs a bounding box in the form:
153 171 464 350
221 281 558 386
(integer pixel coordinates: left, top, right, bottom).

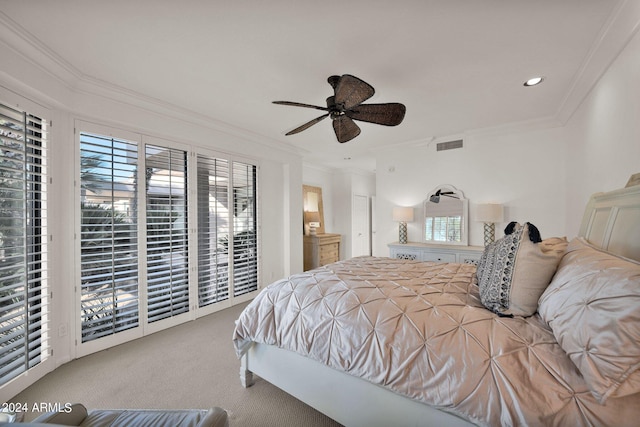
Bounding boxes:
423 184 468 246
302 185 325 235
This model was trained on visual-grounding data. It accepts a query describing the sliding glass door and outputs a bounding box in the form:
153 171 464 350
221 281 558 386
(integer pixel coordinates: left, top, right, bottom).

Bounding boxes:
79 132 140 343
77 123 259 354
145 145 189 323
231 161 258 297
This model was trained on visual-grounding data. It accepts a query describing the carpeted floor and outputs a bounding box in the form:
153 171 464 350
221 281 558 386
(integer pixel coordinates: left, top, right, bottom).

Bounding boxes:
10 302 343 426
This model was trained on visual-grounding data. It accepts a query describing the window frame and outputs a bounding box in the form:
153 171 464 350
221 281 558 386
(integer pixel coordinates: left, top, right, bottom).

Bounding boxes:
75 123 261 356
0 96 51 393
191 147 260 316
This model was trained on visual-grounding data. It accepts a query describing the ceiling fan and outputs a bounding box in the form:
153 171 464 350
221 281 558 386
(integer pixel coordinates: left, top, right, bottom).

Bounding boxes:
273 74 406 143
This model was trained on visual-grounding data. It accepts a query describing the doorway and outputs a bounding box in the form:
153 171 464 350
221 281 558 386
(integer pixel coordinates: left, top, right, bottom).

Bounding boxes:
352 194 371 257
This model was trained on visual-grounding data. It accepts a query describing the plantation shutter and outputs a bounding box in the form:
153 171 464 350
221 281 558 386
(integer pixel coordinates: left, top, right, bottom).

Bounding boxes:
76 125 259 352
146 144 188 322
79 133 139 342
425 198 462 243
0 102 49 385
231 161 258 296
196 156 230 307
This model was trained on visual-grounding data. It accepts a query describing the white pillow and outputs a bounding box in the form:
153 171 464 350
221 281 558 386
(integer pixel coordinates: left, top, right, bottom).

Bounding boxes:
538 237 640 403
477 222 567 317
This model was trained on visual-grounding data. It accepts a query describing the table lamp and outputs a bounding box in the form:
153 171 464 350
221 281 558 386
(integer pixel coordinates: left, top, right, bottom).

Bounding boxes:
393 206 414 244
304 211 321 236
476 203 504 246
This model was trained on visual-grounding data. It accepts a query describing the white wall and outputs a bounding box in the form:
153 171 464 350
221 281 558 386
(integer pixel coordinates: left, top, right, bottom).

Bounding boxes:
563 29 640 237
375 128 566 255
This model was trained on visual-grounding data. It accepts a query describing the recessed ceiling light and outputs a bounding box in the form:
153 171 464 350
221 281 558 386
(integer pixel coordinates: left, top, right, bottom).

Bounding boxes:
524 77 544 87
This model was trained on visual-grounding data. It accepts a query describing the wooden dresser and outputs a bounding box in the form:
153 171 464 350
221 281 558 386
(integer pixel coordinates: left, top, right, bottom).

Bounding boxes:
304 233 341 271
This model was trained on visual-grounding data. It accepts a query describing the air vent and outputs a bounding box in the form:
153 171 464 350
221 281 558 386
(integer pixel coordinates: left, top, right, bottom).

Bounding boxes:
436 139 463 151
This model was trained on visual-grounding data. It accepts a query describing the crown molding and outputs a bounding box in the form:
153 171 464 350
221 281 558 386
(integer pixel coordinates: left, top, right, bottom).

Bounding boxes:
73 75 306 156
0 12 81 89
0 11 304 158
2 3 638 160
555 0 640 124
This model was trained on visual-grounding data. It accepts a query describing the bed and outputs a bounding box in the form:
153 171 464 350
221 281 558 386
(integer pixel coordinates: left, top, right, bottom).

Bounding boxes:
233 185 640 427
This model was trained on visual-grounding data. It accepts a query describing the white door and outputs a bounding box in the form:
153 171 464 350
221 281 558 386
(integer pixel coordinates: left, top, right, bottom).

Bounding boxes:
371 195 377 255
352 194 371 257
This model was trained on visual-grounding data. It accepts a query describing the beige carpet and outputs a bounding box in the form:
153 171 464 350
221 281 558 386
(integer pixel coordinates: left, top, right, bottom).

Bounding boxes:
11 302 343 426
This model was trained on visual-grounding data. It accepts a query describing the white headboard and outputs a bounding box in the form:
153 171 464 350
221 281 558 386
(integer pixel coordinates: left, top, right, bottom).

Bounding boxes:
579 185 640 262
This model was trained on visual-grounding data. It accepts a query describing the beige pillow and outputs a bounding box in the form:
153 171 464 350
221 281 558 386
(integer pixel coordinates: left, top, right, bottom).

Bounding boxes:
538 237 640 403
477 222 567 317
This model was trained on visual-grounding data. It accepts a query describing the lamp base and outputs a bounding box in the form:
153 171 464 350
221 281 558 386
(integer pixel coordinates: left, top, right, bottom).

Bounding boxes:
399 222 408 244
483 222 495 246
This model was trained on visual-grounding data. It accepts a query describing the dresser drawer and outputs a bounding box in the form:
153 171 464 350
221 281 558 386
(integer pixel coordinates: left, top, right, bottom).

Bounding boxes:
304 233 342 271
319 243 339 264
421 252 456 263
320 242 339 256
391 250 420 260
457 253 482 265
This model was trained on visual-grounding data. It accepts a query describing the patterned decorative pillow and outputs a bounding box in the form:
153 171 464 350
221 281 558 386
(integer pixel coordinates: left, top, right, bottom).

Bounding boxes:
476 222 567 317
538 237 640 403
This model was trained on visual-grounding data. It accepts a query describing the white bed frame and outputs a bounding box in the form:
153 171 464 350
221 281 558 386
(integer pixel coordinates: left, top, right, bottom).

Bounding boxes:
240 184 640 427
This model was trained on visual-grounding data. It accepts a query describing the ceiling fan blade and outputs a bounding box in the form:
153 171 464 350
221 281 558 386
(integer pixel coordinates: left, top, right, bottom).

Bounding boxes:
284 113 330 135
332 115 361 143
327 75 340 89
273 101 329 112
334 74 375 110
346 103 406 126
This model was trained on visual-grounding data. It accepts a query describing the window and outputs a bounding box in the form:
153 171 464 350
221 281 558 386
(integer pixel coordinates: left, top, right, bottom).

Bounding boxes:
146 145 188 323
79 133 139 342
196 157 259 304
231 161 258 296
0 102 49 386
197 156 230 306
78 126 260 350
425 216 462 242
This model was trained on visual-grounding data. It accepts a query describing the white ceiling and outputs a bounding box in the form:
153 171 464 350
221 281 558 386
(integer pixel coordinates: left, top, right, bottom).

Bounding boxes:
0 0 631 171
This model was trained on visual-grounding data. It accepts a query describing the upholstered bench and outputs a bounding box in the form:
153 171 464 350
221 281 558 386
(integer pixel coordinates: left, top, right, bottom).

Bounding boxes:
2 403 229 427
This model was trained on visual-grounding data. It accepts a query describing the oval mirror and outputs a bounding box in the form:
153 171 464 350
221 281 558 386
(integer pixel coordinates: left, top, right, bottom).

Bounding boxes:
423 184 468 246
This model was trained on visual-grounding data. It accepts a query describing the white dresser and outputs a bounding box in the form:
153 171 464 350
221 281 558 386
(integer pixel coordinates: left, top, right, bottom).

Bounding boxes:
388 242 484 265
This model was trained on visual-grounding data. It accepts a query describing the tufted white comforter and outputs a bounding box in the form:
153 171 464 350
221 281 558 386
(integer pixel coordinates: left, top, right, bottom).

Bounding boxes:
233 257 639 426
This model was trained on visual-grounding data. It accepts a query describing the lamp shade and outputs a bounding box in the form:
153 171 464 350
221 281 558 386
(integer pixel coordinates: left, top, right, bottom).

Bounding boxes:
476 203 504 223
392 206 414 222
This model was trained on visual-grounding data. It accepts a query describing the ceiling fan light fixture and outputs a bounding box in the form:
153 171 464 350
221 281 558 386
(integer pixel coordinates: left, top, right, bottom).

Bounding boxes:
524 76 544 87
273 74 406 143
